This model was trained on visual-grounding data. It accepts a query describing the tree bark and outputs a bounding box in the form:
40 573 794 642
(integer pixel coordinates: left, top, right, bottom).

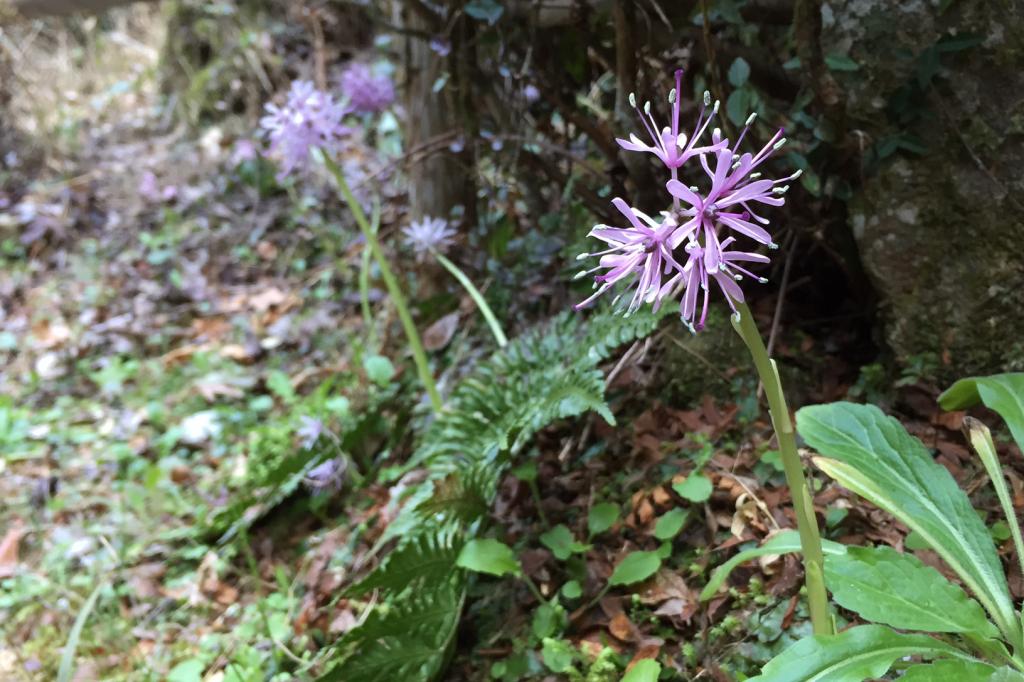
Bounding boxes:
402 1 466 222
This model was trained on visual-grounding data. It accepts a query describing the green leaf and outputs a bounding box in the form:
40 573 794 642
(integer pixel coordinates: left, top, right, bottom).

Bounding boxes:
749 624 973 682
457 538 520 577
622 659 662 682
726 89 751 128
609 551 661 587
940 374 1024 453
701 530 847 600
653 508 689 540
266 369 295 403
824 546 998 636
532 603 565 639
561 580 582 599
728 57 750 87
464 0 504 24
540 525 589 561
512 461 537 482
798 402 1019 643
541 638 575 673
899 659 996 681
363 355 395 386
166 660 205 682
990 668 1024 681
825 53 860 71
587 502 619 536
673 473 713 503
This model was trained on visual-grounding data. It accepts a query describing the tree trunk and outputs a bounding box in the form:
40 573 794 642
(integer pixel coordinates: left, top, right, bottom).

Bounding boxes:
402 2 467 223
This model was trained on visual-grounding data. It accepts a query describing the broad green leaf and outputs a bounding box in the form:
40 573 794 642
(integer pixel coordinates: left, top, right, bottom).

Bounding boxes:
540 525 589 561
899 659 996 681
701 530 847 600
363 355 395 386
990 668 1024 681
541 638 575 673
728 57 750 87
587 502 619 536
825 53 860 71
653 508 689 540
824 546 998 637
532 603 565 639
609 551 661 587
798 402 1019 642
457 538 520 577
673 473 712 503
622 659 661 682
749 624 973 682
561 580 582 599
940 373 1024 453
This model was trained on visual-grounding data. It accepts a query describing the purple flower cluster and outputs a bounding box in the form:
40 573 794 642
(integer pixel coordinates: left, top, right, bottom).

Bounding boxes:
575 69 799 331
340 62 395 114
260 80 351 178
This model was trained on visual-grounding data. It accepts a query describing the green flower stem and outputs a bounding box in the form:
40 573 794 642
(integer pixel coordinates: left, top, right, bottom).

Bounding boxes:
318 150 443 413
358 200 380 349
731 301 832 635
432 249 508 348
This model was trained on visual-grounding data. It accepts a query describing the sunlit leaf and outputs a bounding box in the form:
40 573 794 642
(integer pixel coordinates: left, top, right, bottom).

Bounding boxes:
609 551 661 587
457 539 519 577
798 403 1019 643
824 545 998 637
749 624 973 682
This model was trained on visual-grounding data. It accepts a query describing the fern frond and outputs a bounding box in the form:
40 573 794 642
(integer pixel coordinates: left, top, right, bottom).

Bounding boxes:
347 524 465 597
318 578 465 682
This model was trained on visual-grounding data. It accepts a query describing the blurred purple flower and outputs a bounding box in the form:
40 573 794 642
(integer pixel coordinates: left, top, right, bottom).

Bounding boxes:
617 69 726 171
573 198 684 315
523 84 540 103
231 139 258 165
304 457 347 493
402 216 456 256
139 171 177 203
260 80 350 178
449 136 465 153
340 62 395 114
429 38 451 57
297 415 325 449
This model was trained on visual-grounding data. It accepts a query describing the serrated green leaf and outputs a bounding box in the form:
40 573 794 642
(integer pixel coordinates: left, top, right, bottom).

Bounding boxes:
653 508 689 540
622 659 661 682
701 530 848 600
587 502 618 536
824 546 998 637
609 551 661 587
457 538 520 577
749 624 973 682
899 659 996 681
940 374 1024 453
673 473 712 503
532 603 565 639
798 402 1019 643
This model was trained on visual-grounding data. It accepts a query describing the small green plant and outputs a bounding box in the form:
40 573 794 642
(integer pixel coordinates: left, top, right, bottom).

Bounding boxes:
712 373 1024 680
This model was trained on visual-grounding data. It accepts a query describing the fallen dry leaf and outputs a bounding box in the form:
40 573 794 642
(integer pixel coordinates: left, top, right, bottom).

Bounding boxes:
0 522 25 578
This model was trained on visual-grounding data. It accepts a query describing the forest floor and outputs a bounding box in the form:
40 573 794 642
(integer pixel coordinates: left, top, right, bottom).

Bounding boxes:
2 10 1021 682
